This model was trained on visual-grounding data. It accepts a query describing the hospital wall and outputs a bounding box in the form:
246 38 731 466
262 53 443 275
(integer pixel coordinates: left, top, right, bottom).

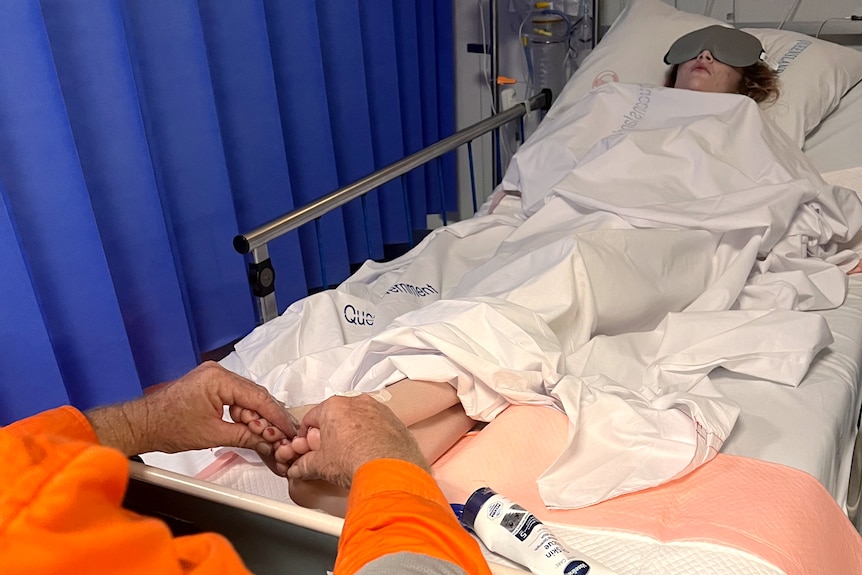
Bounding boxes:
453 0 862 220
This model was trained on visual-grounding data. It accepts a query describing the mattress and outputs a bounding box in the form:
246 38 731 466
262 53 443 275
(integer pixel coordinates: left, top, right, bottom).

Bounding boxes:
717 272 862 510
433 406 862 575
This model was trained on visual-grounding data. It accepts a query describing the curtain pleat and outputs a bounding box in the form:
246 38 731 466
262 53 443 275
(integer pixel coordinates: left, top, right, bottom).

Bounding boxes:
0 1 141 416
40 0 198 387
417 0 441 213
264 0 349 289
317 0 383 262
359 0 410 245
120 0 255 352
0 0 454 424
0 185 68 423
392 1 430 228
435 0 458 212
196 1 309 311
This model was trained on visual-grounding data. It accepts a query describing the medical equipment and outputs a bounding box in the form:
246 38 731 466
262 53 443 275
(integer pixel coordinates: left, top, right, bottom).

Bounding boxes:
525 10 572 99
515 1 593 98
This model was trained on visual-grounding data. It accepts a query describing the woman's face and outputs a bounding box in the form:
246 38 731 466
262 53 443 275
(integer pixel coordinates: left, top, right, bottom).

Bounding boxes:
674 50 743 94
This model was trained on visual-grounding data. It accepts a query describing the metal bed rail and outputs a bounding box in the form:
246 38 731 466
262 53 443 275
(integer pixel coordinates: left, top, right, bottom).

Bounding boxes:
234 89 551 324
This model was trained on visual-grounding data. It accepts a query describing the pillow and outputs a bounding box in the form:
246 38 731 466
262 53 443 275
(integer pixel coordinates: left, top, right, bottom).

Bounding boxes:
551 0 862 148
803 81 862 173
550 0 723 113
744 27 862 146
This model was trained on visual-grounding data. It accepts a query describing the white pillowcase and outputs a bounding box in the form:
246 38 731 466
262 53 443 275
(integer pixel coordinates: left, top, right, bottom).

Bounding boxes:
746 27 862 146
804 83 862 172
551 0 862 147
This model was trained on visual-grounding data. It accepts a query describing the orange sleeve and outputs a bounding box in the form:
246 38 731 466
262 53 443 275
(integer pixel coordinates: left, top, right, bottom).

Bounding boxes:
0 406 251 575
334 458 492 575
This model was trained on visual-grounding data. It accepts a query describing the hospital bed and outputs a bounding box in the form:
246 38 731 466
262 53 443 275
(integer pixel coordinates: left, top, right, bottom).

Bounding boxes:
131 1 862 573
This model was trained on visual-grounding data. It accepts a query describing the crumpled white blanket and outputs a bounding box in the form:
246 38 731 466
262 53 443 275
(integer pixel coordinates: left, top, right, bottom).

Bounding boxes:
191 83 862 509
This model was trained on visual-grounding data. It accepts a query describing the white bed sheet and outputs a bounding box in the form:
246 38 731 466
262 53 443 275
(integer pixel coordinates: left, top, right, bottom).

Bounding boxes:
717 275 862 509
480 170 862 510
717 167 862 519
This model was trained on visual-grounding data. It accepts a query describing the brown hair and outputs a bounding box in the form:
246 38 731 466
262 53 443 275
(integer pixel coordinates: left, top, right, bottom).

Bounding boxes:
665 61 780 104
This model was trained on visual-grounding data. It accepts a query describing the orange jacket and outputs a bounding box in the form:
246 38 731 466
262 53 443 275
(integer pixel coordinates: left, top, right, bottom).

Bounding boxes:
336 458 492 575
0 406 491 575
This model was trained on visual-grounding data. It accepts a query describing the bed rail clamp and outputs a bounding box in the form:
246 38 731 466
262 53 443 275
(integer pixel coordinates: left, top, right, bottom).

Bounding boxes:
533 88 553 113
248 258 276 298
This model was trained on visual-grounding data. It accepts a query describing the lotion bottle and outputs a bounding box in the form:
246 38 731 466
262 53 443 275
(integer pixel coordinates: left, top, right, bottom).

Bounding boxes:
457 487 617 575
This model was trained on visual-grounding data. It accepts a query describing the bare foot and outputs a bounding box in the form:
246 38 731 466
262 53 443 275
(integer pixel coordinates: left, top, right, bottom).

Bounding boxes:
284 426 345 516
224 406 347 517
229 406 291 442
230 405 321 476
229 406 294 475
277 427 320 460
287 478 349 517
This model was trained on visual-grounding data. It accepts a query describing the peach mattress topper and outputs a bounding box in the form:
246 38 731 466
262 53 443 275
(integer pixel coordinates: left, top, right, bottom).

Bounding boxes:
432 405 862 575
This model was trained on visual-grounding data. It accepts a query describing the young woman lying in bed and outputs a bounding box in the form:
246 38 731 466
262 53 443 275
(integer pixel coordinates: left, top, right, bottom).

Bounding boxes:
227 26 862 517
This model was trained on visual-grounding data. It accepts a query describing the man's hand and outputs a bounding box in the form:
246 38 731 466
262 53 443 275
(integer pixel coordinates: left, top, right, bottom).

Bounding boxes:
285 394 430 490
85 361 296 457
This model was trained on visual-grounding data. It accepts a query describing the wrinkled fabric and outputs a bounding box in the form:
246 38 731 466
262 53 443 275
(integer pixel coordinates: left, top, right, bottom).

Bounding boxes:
177 84 861 509
1 407 253 575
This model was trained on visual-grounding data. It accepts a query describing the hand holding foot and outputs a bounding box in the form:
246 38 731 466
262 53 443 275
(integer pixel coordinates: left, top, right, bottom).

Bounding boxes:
286 394 430 491
229 405 298 476
85 361 297 456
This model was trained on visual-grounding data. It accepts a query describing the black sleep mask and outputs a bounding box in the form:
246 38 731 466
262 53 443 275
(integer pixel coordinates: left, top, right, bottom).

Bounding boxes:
664 25 765 67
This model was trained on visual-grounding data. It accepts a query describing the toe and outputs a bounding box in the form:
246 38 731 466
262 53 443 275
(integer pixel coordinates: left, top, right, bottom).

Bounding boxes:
247 419 266 434
228 405 244 423
291 436 311 455
263 425 287 442
274 441 297 463
241 409 261 424
307 427 322 451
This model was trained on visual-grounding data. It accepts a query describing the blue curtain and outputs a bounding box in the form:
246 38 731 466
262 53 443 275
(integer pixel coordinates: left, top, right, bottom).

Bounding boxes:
0 0 455 425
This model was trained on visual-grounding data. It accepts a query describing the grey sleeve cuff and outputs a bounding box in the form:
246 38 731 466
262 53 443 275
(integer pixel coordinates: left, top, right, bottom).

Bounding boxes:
355 551 470 575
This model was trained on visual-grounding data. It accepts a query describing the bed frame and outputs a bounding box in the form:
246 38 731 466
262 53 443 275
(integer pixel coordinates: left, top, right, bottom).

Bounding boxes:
124 461 341 574
233 89 551 325
128 2 862 573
